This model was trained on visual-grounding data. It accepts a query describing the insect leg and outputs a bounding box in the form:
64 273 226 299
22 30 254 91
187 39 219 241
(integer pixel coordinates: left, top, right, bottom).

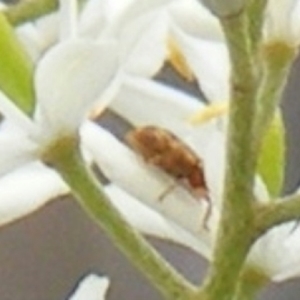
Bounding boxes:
201 196 212 230
158 182 178 201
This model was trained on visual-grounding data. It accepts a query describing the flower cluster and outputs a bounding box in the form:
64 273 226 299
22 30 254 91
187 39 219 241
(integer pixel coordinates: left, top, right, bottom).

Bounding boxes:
1 0 300 298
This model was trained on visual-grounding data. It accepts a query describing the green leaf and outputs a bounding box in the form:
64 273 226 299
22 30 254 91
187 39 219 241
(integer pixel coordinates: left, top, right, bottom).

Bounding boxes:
257 112 285 197
0 12 34 115
5 0 58 26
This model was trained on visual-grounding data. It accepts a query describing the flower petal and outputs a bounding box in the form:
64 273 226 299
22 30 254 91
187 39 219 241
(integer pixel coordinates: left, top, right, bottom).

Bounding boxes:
248 222 300 281
110 75 216 157
59 0 78 40
291 1 300 43
0 161 68 226
16 23 46 62
101 0 175 76
79 0 136 39
169 0 223 41
110 76 204 131
105 183 212 258
265 0 299 43
199 126 269 207
102 0 173 37
79 0 107 38
68 274 109 300
16 13 59 62
119 10 169 76
200 128 225 207
171 24 230 102
35 40 118 137
272 224 300 281
0 121 37 177
0 91 36 134
81 121 214 236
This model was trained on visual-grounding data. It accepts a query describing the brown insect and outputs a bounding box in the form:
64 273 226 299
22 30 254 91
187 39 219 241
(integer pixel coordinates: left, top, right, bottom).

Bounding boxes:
125 125 211 228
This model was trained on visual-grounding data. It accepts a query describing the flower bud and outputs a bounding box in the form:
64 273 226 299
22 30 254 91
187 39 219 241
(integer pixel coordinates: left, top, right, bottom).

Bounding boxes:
198 0 247 17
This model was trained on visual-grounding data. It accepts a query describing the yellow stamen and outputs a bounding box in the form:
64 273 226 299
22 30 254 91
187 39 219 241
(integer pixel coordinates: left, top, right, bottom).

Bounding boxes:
188 102 229 124
167 36 195 82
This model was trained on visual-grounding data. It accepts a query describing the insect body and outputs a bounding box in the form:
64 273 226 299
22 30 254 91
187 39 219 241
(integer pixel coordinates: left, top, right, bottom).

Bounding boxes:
126 126 211 227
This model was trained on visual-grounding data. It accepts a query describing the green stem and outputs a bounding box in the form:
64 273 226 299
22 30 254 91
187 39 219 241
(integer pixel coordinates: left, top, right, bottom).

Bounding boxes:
234 267 269 300
4 0 58 26
198 12 258 300
246 0 268 54
43 136 197 300
254 42 296 147
0 12 34 114
255 193 300 236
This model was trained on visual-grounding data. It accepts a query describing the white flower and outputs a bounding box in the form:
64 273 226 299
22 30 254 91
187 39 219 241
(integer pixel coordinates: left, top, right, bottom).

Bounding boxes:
100 0 230 102
0 161 68 225
16 0 230 103
0 39 118 225
104 183 213 258
264 0 300 46
248 221 300 282
15 0 128 62
15 0 82 61
81 75 249 259
0 0 228 231
68 274 109 300
82 72 300 283
16 12 60 61
5 0 299 286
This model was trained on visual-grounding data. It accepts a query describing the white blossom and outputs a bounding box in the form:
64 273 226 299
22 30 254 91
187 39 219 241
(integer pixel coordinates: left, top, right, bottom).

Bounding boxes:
68 274 109 300
2 0 299 286
248 221 300 281
15 0 230 103
80 74 268 261
0 39 118 225
83 72 300 283
99 0 230 101
264 0 300 46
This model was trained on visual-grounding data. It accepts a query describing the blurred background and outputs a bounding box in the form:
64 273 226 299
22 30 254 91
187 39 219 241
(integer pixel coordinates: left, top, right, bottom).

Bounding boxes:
1 1 300 299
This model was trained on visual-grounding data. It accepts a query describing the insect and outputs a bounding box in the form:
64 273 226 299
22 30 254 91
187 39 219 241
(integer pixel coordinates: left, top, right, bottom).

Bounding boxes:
125 125 211 228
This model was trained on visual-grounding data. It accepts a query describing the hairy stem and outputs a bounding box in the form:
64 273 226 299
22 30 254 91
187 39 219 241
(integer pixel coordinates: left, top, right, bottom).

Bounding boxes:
43 136 197 300
255 193 300 236
246 0 268 54
254 42 296 147
198 11 258 300
234 267 269 300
